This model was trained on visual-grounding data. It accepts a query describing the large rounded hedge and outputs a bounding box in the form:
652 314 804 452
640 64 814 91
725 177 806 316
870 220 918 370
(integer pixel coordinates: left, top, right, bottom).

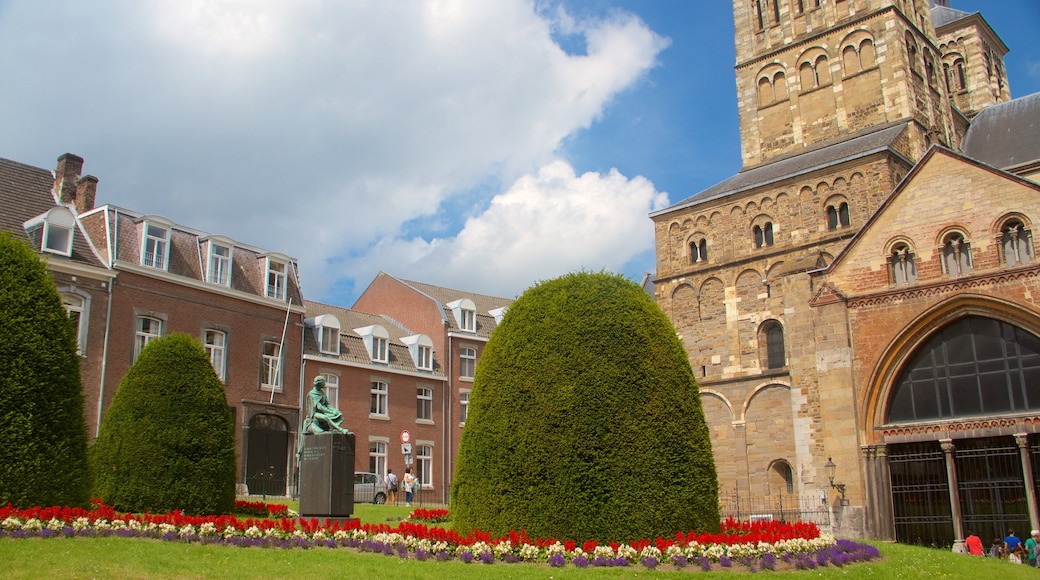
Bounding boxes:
0 232 90 508
451 272 719 542
91 333 236 515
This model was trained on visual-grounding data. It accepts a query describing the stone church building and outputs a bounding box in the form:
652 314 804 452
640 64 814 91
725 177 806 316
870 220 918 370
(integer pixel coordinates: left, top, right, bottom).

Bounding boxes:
651 0 1039 547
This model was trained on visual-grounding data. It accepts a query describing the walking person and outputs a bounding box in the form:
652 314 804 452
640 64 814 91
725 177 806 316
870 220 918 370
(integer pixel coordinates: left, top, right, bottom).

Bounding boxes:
385 468 398 505
403 467 417 507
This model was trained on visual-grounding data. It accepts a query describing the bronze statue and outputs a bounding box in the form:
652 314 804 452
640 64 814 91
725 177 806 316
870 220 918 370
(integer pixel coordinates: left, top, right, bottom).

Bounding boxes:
304 376 349 434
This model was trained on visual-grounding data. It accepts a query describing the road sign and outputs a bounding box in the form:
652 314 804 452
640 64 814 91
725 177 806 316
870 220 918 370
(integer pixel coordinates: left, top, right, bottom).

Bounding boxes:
400 430 411 444
401 443 412 455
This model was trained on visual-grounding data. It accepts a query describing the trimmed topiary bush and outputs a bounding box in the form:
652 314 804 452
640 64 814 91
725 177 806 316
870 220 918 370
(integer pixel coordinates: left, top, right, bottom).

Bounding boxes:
451 271 719 542
91 333 235 515
0 232 90 508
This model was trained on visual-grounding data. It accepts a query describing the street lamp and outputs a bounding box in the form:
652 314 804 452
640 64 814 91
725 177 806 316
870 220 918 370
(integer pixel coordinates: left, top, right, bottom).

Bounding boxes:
824 456 847 504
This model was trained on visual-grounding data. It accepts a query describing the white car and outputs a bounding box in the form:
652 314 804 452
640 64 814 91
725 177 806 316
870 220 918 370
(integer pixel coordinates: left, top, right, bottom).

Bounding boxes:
353 472 388 504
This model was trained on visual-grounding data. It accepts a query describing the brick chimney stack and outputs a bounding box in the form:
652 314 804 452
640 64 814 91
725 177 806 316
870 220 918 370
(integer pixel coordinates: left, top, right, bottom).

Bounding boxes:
54 153 98 213
75 175 99 213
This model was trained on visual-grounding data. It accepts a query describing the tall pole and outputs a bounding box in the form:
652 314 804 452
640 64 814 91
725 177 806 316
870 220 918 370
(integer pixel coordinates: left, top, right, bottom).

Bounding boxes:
271 297 293 404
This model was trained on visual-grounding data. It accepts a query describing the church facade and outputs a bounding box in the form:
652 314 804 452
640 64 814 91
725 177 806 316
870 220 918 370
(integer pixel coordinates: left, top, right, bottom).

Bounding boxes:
651 0 1039 547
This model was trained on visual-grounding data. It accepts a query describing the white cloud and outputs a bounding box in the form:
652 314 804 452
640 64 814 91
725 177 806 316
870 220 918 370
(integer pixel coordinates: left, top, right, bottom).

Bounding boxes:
345 160 668 298
0 0 668 303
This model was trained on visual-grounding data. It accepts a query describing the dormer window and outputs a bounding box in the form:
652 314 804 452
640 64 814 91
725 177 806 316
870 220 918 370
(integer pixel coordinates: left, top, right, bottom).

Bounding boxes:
264 255 289 301
402 334 434 371
489 307 507 325
447 298 477 333
24 207 76 257
205 238 233 286
354 325 390 364
312 314 341 356
142 221 170 270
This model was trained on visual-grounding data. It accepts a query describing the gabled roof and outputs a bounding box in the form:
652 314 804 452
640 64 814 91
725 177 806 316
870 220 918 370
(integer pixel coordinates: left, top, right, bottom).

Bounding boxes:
397 277 514 338
0 157 106 269
819 145 1040 277
304 300 444 375
651 122 912 217
962 92 1040 172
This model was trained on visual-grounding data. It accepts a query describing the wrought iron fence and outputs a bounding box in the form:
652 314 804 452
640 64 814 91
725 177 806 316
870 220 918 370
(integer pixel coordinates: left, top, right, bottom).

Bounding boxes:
718 490 831 528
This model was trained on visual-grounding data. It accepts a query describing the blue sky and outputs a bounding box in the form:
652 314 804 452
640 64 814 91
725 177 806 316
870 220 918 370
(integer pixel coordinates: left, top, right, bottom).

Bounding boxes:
1 1 1037 306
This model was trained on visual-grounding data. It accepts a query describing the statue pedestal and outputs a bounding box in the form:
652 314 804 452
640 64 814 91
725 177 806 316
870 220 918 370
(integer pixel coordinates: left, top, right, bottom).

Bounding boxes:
299 432 355 518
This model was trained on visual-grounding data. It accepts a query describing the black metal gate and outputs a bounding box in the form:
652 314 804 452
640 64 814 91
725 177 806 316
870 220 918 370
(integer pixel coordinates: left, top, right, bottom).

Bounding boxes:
718 490 831 527
245 414 288 497
956 436 1029 546
889 441 952 548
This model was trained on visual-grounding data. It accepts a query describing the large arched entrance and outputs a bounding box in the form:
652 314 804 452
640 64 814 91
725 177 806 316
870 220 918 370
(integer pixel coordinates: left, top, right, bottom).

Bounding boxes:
245 414 289 496
881 315 1040 547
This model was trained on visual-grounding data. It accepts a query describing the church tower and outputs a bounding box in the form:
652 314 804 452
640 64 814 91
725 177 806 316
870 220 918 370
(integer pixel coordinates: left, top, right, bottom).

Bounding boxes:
733 0 958 167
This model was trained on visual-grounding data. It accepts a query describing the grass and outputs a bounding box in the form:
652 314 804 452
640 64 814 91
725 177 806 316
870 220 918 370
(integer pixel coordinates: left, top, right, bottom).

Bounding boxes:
239 499 423 525
2 533 1039 578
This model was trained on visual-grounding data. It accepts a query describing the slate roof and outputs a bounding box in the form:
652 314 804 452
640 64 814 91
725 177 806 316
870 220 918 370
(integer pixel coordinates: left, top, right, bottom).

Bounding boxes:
304 300 444 375
931 5 974 29
651 122 912 217
0 157 106 269
961 92 1040 171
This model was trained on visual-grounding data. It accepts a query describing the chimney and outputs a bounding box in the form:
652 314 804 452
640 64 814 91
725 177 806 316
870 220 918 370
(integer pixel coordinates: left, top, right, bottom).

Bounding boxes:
75 175 99 213
55 153 84 206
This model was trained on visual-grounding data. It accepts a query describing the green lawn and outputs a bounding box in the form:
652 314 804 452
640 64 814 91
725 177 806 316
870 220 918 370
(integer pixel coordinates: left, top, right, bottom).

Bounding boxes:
2 535 1039 579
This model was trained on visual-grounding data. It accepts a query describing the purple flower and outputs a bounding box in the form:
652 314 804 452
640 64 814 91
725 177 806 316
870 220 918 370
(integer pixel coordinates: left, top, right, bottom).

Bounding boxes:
460 551 475 564
479 551 494 564
671 554 689 568
414 548 430 561
694 556 712 571
640 556 659 569
592 556 610 567
547 553 566 567
501 553 521 563
435 551 452 561
612 557 629 567
761 553 777 571
572 555 589 568
719 555 732 568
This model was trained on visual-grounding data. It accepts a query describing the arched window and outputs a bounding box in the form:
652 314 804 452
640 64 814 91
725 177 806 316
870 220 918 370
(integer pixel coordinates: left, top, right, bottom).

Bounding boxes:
773 71 788 100
843 45 860 75
754 222 775 248
769 460 795 494
800 54 831 90
941 232 972 276
1001 220 1032 267
888 243 917 286
924 51 937 88
886 316 1040 423
690 238 708 264
759 76 773 106
761 321 786 369
826 202 850 230
755 0 764 30
859 38 876 68
906 33 920 75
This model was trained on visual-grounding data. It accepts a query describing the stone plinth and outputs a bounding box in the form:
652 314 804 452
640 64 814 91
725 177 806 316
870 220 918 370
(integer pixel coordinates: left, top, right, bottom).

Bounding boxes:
299 432 355 518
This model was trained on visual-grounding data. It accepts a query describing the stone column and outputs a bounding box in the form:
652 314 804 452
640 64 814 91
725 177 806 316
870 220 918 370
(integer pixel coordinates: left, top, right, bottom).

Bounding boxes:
940 439 965 553
862 446 877 538
876 444 896 542
1014 433 1040 532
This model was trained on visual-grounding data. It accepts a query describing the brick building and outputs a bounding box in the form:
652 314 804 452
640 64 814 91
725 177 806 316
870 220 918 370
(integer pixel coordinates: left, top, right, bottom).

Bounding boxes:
302 300 449 503
1 153 306 497
651 0 1039 547
352 272 513 499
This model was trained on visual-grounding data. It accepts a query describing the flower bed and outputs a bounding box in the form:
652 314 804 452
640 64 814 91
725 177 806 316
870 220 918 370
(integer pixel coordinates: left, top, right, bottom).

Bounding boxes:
0 502 879 571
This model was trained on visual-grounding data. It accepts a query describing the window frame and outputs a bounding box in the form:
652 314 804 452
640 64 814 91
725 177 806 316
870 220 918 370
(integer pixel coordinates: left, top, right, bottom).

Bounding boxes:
322 373 340 410
320 325 340 355
142 222 170 270
370 380 389 417
417 386 433 421
207 242 232 286
261 340 282 390
459 390 470 425
204 329 227 381
265 258 287 301
134 315 162 361
459 346 477 379
368 440 387 478
62 293 87 355
416 444 433 487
